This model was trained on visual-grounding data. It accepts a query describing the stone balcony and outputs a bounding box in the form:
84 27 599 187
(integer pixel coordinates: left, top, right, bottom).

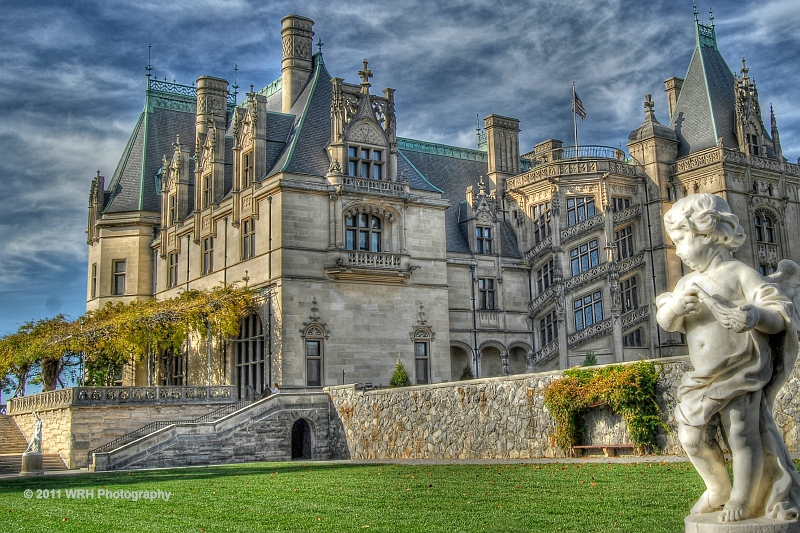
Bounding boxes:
509 145 640 191
325 250 413 283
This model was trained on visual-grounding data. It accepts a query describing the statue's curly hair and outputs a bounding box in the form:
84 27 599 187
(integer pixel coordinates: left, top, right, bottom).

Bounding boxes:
664 193 746 251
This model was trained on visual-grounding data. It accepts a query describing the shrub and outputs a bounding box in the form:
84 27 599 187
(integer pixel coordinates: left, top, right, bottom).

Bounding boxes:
459 366 475 380
543 361 664 453
582 352 597 366
390 360 412 387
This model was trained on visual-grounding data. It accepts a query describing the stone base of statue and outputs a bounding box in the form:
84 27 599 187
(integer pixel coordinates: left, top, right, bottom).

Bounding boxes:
686 513 800 533
19 452 43 476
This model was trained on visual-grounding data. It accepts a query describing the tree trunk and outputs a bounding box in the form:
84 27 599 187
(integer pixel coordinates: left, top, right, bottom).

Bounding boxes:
41 358 61 391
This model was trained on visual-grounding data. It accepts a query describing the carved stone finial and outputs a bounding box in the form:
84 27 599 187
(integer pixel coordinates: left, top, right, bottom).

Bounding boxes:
478 176 486 196
358 59 373 86
741 57 749 79
316 38 324 54
644 94 654 112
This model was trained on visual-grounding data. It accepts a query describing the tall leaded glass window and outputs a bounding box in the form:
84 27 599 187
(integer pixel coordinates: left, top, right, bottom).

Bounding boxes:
570 239 599 276
574 290 603 331
531 201 551 244
160 348 186 386
233 314 267 399
348 145 384 180
168 253 179 288
112 260 126 295
621 276 638 313
202 237 214 275
615 225 635 260
476 227 492 254
539 310 557 347
242 218 256 260
415 342 429 385
566 196 596 227
478 278 496 310
536 260 553 294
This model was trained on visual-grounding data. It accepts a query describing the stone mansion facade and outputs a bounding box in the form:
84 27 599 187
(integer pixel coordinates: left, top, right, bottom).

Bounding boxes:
85 13 800 398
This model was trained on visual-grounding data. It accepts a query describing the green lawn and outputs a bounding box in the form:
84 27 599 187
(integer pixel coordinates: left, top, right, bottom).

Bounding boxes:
0 461 706 532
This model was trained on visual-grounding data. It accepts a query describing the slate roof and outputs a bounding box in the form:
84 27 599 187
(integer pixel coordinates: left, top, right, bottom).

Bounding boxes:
397 147 515 255
670 22 737 157
104 105 196 213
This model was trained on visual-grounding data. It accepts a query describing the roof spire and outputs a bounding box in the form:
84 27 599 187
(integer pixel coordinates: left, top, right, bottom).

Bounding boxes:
145 44 152 79
693 0 698 22
316 38 324 55
771 104 782 156
358 59 373 94
232 65 239 104
709 7 714 27
741 57 749 81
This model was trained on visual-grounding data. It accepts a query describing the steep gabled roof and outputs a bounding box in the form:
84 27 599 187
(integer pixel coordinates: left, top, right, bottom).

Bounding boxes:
103 82 198 213
670 21 737 157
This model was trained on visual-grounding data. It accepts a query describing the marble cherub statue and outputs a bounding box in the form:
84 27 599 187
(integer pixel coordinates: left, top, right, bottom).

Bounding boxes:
24 411 42 454
656 193 800 522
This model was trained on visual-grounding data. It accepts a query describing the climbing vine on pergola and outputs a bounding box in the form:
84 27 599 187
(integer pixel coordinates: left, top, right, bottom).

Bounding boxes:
0 285 260 393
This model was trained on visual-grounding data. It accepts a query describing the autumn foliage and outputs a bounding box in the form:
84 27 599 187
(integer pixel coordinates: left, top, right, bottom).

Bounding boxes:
0 285 259 394
543 361 664 453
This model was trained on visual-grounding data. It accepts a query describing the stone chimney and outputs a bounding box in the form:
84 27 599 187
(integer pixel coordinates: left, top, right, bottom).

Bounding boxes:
664 77 684 121
484 114 520 193
281 14 315 114
195 76 229 209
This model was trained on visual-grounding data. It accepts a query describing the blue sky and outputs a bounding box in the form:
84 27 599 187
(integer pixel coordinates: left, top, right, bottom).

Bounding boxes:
1 0 798 335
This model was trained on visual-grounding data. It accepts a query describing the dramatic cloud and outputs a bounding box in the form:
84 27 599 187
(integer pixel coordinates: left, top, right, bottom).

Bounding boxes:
1 0 797 333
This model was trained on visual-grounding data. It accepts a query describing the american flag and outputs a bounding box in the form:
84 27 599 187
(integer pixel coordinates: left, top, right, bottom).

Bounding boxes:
572 90 586 121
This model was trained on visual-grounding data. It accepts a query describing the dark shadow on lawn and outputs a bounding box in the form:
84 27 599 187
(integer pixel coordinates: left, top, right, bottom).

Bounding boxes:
0 461 370 493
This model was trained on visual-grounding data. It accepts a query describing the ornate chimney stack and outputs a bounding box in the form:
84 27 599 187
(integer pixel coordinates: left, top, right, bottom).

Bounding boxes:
484 114 520 193
281 14 315 114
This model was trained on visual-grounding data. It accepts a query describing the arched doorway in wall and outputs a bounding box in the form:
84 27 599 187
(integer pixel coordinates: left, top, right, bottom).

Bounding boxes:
291 419 313 460
480 345 504 378
508 344 531 375
450 343 472 380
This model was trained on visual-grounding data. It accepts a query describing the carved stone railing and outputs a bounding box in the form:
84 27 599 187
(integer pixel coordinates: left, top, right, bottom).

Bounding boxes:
345 251 405 269
530 341 559 366
508 158 639 190
6 386 235 415
671 146 800 177
622 306 650 330
612 204 641 227
568 318 613 349
343 176 408 196
528 285 556 313
561 213 605 245
524 235 552 265
528 252 646 315
564 263 608 293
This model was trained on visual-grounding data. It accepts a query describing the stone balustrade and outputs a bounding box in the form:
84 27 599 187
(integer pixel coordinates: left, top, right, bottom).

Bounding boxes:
343 176 408 196
7 385 234 415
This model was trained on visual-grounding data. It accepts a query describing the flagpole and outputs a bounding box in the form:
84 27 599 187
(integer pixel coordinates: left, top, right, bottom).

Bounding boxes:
572 82 578 159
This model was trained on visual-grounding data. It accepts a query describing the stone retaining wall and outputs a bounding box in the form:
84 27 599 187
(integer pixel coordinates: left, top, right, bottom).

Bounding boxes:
326 356 800 460
12 403 228 469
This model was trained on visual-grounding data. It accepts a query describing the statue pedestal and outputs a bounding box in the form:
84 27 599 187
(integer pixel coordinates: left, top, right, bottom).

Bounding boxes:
686 513 800 533
19 452 43 477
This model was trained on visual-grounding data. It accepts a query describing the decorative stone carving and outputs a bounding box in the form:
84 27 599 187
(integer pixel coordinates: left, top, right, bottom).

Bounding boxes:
655 193 800 525
348 122 385 145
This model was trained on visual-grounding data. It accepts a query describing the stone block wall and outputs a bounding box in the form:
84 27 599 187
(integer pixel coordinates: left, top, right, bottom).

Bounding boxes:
327 356 800 460
12 403 225 468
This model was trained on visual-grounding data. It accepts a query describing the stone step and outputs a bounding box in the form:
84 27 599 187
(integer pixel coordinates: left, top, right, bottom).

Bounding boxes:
0 454 67 475
0 414 28 453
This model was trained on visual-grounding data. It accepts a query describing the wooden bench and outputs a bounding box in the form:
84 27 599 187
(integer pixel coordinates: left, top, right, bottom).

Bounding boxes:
572 444 635 457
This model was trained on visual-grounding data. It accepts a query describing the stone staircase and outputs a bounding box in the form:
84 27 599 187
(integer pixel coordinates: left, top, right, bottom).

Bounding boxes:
91 392 339 471
0 414 28 453
0 414 67 475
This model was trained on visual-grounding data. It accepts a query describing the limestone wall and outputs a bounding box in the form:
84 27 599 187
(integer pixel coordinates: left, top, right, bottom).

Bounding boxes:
12 403 225 469
327 356 800 460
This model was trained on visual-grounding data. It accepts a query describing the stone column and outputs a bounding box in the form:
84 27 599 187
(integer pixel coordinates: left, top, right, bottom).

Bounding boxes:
501 351 510 376
550 189 569 369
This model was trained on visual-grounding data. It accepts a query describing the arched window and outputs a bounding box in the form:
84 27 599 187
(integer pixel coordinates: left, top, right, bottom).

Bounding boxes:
346 213 382 252
410 326 434 385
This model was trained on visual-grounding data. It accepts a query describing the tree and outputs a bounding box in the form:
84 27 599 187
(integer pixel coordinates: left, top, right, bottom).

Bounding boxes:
390 359 412 387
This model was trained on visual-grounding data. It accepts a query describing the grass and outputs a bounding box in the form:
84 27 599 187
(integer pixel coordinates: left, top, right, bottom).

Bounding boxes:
0 460 707 532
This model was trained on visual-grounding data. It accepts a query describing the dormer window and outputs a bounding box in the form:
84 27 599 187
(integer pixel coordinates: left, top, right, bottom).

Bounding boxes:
476 227 492 254
202 173 212 209
348 145 384 180
168 194 176 225
746 134 760 156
